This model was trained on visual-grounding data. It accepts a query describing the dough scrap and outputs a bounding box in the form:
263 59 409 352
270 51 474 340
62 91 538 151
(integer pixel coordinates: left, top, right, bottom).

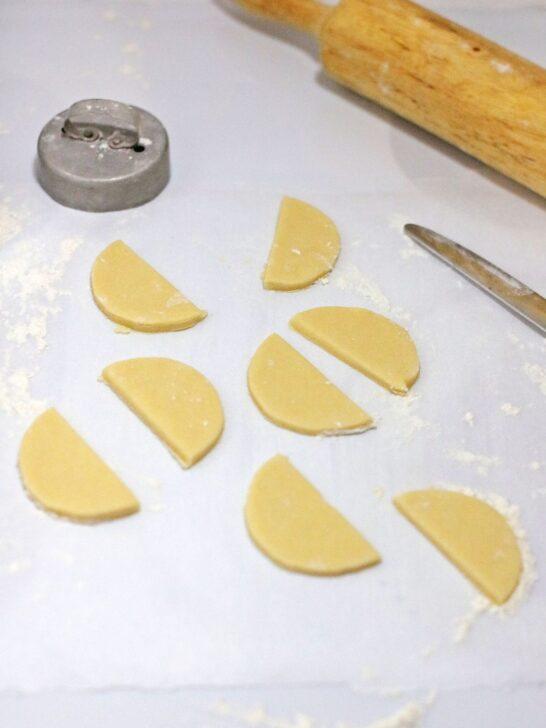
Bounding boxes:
91 240 206 332
102 358 224 468
291 306 419 395
394 489 522 604
247 334 373 436
246 455 381 575
263 197 340 290
19 408 139 522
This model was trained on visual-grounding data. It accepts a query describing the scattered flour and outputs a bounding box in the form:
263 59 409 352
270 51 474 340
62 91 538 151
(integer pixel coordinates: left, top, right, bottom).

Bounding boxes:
528 461 541 471
0 122 9 135
447 448 500 476
0 540 32 575
214 702 313 728
122 41 140 54
118 62 149 88
331 264 411 321
490 60 512 74
462 411 474 427
399 243 426 261
1 236 82 351
447 487 537 642
213 693 435 728
376 392 432 442
500 402 521 416
0 365 45 418
0 210 82 418
523 363 546 397
114 324 132 335
0 199 28 246
362 693 435 728
388 214 425 260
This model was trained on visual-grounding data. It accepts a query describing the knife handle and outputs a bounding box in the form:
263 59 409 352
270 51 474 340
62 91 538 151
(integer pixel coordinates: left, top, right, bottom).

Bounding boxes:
235 0 546 199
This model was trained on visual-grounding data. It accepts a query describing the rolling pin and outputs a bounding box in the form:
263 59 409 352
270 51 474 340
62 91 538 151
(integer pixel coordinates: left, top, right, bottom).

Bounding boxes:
234 0 546 198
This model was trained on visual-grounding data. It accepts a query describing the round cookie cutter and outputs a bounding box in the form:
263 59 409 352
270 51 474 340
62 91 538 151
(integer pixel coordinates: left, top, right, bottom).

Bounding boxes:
37 99 170 212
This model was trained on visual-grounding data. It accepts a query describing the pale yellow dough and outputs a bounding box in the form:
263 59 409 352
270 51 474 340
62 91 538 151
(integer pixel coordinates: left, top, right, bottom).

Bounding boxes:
291 307 419 395
246 455 380 575
394 489 522 604
19 408 139 522
102 358 224 468
91 240 206 332
247 334 373 436
263 197 340 290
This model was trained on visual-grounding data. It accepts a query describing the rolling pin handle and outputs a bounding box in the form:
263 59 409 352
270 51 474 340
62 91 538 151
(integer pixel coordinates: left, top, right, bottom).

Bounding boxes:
235 0 330 36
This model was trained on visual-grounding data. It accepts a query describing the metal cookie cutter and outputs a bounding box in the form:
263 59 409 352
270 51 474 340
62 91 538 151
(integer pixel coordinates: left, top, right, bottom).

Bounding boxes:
37 99 170 212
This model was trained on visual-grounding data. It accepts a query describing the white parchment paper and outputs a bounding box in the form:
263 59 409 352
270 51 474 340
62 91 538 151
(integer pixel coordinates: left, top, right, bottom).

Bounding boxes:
0 0 544 720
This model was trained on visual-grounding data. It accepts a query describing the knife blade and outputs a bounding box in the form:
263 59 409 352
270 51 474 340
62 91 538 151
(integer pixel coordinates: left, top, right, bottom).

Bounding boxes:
404 224 546 336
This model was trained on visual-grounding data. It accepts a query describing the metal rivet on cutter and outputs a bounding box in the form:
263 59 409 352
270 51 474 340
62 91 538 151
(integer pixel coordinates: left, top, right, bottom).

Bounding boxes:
37 99 170 212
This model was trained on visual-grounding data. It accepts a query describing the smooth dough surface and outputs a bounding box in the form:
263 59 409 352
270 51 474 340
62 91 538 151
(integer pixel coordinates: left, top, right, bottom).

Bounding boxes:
291 306 419 395
19 408 139 522
262 197 340 290
394 489 522 604
247 334 373 435
91 240 206 332
246 455 381 575
102 358 224 468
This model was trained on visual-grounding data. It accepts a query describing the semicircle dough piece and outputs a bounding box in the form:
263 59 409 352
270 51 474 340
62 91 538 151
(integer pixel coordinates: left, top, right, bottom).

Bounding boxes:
291 306 419 395
246 455 380 575
102 358 224 468
263 197 340 290
247 334 373 436
91 240 206 332
394 489 522 604
19 408 139 522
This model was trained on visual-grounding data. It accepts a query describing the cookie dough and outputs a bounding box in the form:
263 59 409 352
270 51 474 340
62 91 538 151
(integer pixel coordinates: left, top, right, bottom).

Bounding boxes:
394 489 522 604
246 455 380 575
19 408 139 522
102 358 224 468
263 197 340 290
91 240 206 332
247 334 373 435
291 307 419 395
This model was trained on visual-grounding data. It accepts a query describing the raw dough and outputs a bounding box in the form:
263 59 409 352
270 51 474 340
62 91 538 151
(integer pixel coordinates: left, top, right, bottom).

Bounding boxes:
394 489 522 604
102 358 224 468
246 455 380 575
91 240 206 332
247 334 373 435
291 306 419 395
262 197 340 290
19 408 139 522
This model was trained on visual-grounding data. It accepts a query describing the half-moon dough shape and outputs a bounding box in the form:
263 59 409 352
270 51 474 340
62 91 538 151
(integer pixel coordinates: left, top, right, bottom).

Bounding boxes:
246 455 381 575
91 240 206 332
291 306 419 395
263 197 340 290
247 334 373 435
394 489 522 604
102 358 224 468
19 408 139 522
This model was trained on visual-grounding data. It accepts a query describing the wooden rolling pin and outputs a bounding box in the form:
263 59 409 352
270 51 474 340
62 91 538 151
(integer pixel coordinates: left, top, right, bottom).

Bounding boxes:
235 0 546 198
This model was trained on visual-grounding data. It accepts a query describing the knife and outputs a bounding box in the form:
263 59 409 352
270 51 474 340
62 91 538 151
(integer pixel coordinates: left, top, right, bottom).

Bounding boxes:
404 224 546 336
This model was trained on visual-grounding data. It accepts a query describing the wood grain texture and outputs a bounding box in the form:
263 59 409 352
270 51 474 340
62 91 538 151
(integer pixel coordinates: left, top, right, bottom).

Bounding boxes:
235 0 546 198
320 0 546 197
